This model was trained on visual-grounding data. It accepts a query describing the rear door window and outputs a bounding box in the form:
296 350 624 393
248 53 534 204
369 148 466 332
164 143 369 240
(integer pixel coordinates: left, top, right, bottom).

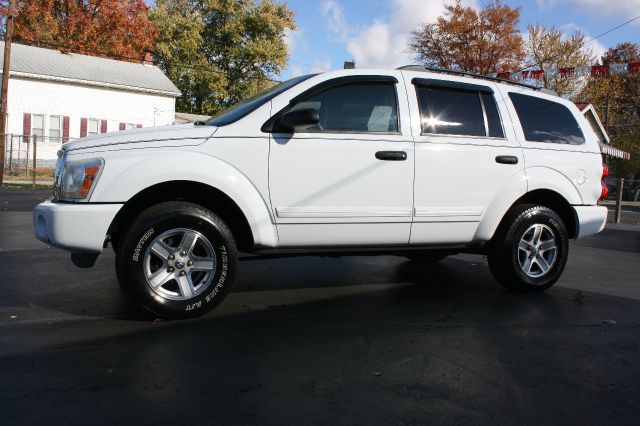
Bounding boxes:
415 86 504 138
509 93 585 144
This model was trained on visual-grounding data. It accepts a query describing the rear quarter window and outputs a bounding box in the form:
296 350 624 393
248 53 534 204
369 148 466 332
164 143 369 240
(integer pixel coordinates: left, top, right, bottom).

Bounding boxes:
509 93 585 145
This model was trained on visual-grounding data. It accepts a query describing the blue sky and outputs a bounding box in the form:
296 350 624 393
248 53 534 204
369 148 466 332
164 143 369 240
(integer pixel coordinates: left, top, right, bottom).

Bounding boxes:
281 0 640 79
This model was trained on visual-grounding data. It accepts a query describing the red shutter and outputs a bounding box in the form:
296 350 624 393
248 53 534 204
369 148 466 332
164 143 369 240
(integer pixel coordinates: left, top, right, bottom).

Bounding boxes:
62 116 70 143
22 113 31 143
119 122 126 131
100 119 108 133
80 118 87 137
136 124 142 128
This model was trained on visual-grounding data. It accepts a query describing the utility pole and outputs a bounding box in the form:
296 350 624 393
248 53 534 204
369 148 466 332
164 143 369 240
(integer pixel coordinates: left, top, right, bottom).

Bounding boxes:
0 0 16 186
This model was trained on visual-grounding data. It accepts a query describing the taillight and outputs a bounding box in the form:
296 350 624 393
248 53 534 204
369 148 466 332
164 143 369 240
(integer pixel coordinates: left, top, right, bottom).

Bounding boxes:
599 163 608 202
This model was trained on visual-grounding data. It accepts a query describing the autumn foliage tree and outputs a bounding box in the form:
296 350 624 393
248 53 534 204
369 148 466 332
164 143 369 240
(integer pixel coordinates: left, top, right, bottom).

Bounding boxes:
526 25 596 97
409 0 524 74
578 43 640 178
2 0 157 60
601 42 640 65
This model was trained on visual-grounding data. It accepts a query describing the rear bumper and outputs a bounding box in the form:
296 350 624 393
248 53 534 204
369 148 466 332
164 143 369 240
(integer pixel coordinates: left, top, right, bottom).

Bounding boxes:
573 205 607 240
33 199 122 253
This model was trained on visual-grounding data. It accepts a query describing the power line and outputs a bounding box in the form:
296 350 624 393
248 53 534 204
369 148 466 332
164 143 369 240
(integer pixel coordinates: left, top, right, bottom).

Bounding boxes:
517 14 640 73
287 58 330 72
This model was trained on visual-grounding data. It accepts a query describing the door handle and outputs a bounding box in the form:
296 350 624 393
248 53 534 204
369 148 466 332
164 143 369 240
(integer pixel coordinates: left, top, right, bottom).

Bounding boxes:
375 151 407 161
495 155 518 165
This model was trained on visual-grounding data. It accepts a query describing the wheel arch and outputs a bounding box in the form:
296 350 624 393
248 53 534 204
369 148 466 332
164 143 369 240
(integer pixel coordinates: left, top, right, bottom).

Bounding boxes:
484 189 577 242
109 181 258 251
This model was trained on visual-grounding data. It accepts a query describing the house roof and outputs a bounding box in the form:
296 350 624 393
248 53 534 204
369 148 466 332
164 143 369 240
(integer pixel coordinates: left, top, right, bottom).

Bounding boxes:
0 41 181 97
574 102 590 112
574 101 631 160
174 112 211 124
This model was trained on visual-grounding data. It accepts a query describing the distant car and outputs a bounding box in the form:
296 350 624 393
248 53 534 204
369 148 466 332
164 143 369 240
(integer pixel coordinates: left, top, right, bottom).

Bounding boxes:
34 66 608 319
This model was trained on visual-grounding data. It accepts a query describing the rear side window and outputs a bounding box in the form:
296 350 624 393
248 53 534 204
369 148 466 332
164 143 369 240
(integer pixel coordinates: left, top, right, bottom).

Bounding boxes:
509 93 585 144
416 86 504 138
290 82 399 133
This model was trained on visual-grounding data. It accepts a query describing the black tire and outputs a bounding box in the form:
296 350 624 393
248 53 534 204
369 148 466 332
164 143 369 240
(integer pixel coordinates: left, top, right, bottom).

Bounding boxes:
115 201 238 319
487 204 568 291
406 251 449 263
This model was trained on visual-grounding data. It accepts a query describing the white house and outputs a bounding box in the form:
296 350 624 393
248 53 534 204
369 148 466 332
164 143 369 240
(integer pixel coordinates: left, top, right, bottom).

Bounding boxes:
1 42 180 162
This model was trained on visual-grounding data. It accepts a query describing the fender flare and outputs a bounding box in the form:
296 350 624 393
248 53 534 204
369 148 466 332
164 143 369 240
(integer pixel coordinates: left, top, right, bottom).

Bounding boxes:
474 167 581 241
92 151 278 247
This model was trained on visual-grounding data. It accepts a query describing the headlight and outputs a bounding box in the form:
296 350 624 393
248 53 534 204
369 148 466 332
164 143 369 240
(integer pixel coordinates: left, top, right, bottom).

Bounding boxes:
55 158 104 200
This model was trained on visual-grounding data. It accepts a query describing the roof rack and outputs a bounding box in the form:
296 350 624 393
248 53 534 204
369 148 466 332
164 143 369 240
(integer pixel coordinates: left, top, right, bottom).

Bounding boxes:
396 65 543 91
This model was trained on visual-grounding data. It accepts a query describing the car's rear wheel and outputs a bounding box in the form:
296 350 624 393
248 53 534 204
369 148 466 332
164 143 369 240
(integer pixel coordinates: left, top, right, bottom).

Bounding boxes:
487 204 568 291
115 202 237 319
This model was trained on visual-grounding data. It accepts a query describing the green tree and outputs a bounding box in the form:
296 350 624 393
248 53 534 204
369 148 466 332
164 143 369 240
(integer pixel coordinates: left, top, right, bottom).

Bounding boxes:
150 0 295 115
526 25 596 97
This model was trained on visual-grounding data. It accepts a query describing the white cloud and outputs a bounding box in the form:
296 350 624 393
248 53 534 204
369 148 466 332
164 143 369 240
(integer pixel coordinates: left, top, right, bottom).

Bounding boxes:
288 58 332 77
536 0 558 10
571 0 640 20
320 0 351 42
559 23 608 63
536 0 640 21
323 0 478 69
284 27 307 58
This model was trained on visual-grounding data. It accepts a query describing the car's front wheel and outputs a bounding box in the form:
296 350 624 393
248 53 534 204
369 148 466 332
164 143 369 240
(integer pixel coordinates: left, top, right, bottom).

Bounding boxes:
115 202 237 319
487 204 568 291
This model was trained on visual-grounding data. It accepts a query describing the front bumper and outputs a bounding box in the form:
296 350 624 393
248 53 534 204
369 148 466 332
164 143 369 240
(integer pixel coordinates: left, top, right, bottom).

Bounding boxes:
33 199 122 253
573 205 607 240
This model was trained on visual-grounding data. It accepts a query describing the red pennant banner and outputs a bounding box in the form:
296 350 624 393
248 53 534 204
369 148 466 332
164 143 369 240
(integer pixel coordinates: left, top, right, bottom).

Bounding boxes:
559 67 575 78
628 62 640 74
591 65 610 77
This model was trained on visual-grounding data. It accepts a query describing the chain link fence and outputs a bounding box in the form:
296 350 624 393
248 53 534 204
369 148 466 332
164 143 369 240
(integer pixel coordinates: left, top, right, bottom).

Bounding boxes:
1 134 60 186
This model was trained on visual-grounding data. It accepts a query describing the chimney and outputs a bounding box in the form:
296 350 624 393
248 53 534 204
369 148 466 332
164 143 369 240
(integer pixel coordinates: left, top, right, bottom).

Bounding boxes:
143 52 153 66
344 60 355 69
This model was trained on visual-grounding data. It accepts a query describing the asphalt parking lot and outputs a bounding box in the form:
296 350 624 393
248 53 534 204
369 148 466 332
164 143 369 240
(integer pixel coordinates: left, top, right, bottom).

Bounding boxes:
1 187 639 425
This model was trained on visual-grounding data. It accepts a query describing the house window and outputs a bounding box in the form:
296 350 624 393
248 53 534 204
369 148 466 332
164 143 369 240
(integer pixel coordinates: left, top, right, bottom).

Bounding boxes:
32 114 45 141
49 115 62 143
88 118 100 135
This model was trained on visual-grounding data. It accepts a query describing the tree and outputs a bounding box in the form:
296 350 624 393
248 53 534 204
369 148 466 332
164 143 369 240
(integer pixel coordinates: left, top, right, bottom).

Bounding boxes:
150 0 295 116
577 69 640 178
409 0 524 74
526 25 596 97
1 0 157 60
601 42 640 65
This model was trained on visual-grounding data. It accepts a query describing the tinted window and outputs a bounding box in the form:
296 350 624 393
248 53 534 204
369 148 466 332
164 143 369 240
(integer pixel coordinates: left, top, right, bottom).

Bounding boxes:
509 93 585 144
207 74 316 126
482 93 505 138
290 82 398 133
416 86 485 136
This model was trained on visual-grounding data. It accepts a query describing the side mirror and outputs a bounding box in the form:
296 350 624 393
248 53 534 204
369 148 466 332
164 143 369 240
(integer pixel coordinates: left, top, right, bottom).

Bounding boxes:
275 109 320 133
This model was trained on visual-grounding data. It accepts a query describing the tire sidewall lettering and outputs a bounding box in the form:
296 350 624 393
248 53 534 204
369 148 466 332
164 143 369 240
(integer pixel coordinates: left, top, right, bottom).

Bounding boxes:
132 228 154 262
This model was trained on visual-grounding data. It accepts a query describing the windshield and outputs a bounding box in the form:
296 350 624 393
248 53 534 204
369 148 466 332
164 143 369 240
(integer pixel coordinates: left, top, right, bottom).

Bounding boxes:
206 74 317 126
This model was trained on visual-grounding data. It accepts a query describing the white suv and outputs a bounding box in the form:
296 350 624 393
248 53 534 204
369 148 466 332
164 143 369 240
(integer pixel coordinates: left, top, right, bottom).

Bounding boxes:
34 66 608 319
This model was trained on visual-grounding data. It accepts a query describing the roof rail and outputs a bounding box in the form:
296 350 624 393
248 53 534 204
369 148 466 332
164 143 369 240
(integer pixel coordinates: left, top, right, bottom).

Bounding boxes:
396 65 543 91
